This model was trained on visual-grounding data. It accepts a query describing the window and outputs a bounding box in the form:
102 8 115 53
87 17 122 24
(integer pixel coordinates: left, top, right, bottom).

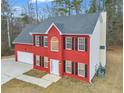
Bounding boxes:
65 60 72 74
51 37 59 51
44 57 48 68
78 37 85 51
43 36 48 47
35 35 40 46
77 63 85 77
65 37 72 50
35 55 40 66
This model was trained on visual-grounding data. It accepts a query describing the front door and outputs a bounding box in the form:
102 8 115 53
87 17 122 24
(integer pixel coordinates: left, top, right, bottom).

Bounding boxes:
50 59 59 75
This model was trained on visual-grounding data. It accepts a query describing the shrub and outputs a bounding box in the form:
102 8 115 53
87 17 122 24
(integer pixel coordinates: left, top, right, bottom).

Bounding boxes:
1 47 11 56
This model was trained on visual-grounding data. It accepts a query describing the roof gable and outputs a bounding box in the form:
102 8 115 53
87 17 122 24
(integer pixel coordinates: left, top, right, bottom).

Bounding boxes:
45 22 62 34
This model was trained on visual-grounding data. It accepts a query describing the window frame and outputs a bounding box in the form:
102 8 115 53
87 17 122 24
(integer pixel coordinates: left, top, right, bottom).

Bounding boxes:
50 37 59 52
35 55 41 66
78 37 85 51
65 60 72 74
65 37 72 50
43 36 48 47
35 35 40 47
77 63 85 77
43 56 48 68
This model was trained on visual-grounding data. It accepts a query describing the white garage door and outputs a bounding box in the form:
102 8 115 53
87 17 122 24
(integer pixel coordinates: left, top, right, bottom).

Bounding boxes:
17 51 33 64
50 59 59 75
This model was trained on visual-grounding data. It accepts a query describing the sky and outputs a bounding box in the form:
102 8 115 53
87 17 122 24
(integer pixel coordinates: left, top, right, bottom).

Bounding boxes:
8 0 91 17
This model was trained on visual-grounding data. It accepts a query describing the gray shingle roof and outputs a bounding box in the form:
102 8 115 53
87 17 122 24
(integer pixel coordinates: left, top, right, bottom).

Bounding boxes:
13 13 100 44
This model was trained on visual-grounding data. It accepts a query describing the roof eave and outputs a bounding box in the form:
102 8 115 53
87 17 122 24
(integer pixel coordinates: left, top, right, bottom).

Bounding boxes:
13 42 33 45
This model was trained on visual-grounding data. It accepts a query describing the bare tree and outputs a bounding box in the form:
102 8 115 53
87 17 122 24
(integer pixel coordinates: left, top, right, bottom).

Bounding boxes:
35 0 39 23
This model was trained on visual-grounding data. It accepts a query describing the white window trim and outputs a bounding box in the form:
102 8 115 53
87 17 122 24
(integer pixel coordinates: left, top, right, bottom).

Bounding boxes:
43 36 48 47
45 22 62 35
50 37 59 52
65 60 72 74
65 37 72 50
77 63 85 77
51 41 59 52
78 37 85 51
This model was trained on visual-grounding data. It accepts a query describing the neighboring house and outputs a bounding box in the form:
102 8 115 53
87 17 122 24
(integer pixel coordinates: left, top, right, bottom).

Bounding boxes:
13 12 107 82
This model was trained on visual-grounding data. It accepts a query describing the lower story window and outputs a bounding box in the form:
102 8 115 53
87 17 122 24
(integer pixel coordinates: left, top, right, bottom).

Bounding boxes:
35 55 40 66
77 63 85 77
65 60 72 74
44 57 48 68
35 55 48 68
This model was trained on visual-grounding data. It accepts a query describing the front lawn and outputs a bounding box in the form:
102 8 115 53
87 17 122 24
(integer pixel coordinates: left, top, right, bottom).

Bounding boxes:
2 46 123 93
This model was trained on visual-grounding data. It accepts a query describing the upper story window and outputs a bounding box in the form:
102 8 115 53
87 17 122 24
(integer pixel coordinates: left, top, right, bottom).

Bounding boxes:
35 35 40 46
78 37 85 51
43 36 48 47
51 36 59 52
65 37 72 50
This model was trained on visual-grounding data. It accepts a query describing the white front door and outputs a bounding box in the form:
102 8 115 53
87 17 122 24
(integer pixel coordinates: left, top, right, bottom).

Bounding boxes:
50 59 59 75
17 51 33 64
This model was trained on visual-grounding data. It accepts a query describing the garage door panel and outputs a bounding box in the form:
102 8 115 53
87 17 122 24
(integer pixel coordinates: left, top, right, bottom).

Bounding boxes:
17 51 33 64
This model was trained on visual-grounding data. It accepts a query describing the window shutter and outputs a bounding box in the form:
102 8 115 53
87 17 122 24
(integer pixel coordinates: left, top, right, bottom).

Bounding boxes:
63 61 65 72
39 36 41 46
72 62 74 74
85 64 87 77
63 37 65 49
33 36 35 46
75 63 78 75
75 37 78 50
41 36 44 47
41 56 44 67
34 55 36 65
85 38 88 51
40 56 41 66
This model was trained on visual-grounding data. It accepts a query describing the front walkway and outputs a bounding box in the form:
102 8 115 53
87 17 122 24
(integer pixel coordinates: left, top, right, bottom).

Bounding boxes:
1 58 32 85
16 74 61 88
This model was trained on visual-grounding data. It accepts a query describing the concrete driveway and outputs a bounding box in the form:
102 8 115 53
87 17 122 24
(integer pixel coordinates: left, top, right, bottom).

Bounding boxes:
1 58 32 85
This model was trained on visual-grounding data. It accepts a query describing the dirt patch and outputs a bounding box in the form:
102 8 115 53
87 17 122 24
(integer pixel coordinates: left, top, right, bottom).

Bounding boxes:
1 55 15 59
23 69 47 78
1 46 123 93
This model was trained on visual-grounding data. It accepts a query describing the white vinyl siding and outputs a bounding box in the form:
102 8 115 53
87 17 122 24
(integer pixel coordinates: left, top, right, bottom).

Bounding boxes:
65 37 72 50
77 63 85 77
78 37 85 51
65 60 72 74
43 36 48 47
35 35 40 46
90 16 100 82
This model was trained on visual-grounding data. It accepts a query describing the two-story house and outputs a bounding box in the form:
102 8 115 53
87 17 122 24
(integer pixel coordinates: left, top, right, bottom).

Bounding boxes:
13 12 107 82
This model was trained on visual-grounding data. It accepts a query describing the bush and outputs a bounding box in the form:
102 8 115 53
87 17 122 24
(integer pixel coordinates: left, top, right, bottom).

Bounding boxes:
1 47 11 56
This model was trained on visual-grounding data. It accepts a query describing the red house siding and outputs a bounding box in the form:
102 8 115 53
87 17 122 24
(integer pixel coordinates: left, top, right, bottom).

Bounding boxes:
15 25 90 82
